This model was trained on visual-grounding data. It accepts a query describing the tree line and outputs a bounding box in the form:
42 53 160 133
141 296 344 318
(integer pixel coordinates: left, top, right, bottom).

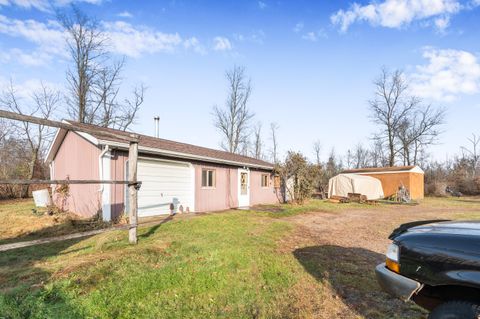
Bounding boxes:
212 66 478 201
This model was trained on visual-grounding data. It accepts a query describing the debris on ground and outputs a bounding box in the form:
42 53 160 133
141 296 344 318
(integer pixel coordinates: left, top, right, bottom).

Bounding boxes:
445 186 463 197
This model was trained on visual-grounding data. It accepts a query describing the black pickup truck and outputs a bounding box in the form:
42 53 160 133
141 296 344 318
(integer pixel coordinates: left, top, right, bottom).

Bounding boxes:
376 220 480 319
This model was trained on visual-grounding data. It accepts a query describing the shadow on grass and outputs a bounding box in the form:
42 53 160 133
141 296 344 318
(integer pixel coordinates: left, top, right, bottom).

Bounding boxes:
0 237 91 318
293 245 426 318
139 215 174 239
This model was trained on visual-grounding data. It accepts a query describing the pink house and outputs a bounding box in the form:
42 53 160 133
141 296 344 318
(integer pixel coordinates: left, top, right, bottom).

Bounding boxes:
46 121 279 221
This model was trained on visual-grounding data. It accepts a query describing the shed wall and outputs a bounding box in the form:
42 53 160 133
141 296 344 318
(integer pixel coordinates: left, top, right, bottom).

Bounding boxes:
361 172 424 200
409 173 425 200
52 131 101 217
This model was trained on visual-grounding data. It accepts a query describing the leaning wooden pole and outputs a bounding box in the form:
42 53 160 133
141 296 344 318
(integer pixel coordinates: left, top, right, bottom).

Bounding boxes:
128 139 139 244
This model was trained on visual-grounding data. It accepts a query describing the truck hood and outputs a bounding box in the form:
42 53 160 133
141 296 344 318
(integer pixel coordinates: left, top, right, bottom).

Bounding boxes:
407 221 480 237
393 220 480 257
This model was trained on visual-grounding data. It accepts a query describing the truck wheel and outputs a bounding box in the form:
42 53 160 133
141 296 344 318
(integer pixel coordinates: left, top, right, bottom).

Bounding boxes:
428 301 480 319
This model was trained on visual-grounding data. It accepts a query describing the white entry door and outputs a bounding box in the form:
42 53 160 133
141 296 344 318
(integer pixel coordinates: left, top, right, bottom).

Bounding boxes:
136 158 194 217
238 168 250 207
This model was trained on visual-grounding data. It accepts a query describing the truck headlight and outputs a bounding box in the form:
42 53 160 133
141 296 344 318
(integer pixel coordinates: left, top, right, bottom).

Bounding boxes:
386 243 400 273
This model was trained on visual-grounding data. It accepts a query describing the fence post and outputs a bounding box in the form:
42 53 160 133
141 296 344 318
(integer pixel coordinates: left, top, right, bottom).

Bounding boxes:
128 140 139 244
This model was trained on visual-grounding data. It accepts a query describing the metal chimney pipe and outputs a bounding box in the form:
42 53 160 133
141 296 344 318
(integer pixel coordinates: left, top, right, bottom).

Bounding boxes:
154 116 160 138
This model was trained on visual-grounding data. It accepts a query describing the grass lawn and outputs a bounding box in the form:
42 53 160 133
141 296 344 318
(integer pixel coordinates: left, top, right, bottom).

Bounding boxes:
0 197 479 318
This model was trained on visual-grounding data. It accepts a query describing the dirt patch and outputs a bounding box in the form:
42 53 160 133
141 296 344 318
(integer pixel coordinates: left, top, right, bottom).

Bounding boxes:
282 202 480 319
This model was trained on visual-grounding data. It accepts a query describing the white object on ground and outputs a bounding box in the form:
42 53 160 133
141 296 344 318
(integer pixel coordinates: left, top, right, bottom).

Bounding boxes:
32 189 51 207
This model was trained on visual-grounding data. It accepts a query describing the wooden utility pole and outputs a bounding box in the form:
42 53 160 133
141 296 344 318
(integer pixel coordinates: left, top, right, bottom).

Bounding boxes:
128 139 139 244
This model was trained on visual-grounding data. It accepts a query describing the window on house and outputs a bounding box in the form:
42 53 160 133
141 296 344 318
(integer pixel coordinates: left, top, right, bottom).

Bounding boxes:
261 174 269 187
202 169 216 188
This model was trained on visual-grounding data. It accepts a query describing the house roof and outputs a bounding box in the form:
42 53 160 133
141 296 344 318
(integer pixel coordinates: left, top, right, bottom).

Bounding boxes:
341 165 424 174
46 121 274 170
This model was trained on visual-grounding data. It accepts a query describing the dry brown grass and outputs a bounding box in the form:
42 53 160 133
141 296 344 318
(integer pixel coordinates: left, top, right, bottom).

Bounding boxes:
0 198 110 245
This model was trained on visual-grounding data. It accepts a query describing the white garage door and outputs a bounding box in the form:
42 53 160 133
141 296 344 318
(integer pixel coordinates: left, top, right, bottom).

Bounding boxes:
137 158 194 217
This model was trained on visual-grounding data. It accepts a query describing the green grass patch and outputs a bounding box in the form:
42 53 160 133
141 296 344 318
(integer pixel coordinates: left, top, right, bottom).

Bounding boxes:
0 211 314 319
254 199 384 218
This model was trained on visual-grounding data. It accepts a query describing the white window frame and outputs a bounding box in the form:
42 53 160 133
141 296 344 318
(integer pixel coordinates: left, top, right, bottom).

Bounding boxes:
201 169 216 188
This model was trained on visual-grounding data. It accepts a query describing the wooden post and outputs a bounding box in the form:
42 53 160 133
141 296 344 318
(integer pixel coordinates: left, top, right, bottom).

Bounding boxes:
128 139 139 244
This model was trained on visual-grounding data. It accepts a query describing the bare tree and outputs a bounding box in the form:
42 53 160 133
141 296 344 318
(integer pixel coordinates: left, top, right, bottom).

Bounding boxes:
0 81 59 197
58 6 144 130
369 139 388 167
89 59 124 126
115 84 145 131
397 105 445 165
352 143 369 169
213 66 254 153
313 140 322 166
270 122 279 164
252 122 263 159
345 149 353 169
0 119 9 142
461 134 480 177
369 68 417 166
58 6 107 123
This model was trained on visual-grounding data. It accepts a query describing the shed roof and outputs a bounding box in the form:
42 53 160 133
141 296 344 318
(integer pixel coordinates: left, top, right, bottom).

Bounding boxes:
341 166 424 174
46 121 274 170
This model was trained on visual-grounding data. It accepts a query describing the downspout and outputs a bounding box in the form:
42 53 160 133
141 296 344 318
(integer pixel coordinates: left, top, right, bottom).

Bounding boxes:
99 145 110 192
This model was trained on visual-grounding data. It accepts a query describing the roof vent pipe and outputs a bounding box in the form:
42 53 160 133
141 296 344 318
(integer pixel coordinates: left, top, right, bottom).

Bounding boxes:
154 116 160 138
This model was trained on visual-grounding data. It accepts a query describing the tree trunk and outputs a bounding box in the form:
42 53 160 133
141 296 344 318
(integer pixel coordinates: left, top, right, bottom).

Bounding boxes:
22 147 39 198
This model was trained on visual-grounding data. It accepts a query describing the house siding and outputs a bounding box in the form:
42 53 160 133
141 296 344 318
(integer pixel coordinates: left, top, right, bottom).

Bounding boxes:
51 134 277 217
249 170 279 206
52 131 101 217
194 163 238 212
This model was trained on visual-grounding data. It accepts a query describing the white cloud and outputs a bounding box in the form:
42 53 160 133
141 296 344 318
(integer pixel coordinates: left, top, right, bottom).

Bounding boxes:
117 11 133 18
0 15 205 66
0 0 102 12
233 30 265 44
411 47 480 101
433 16 450 31
183 37 207 55
302 32 318 42
331 0 461 32
0 48 51 66
258 1 267 9
213 36 232 51
301 29 327 42
102 21 183 57
0 15 66 58
293 22 304 33
0 76 63 102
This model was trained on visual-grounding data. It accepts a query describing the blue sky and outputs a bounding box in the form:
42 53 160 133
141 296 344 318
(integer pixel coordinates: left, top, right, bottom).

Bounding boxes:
1 0 480 163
